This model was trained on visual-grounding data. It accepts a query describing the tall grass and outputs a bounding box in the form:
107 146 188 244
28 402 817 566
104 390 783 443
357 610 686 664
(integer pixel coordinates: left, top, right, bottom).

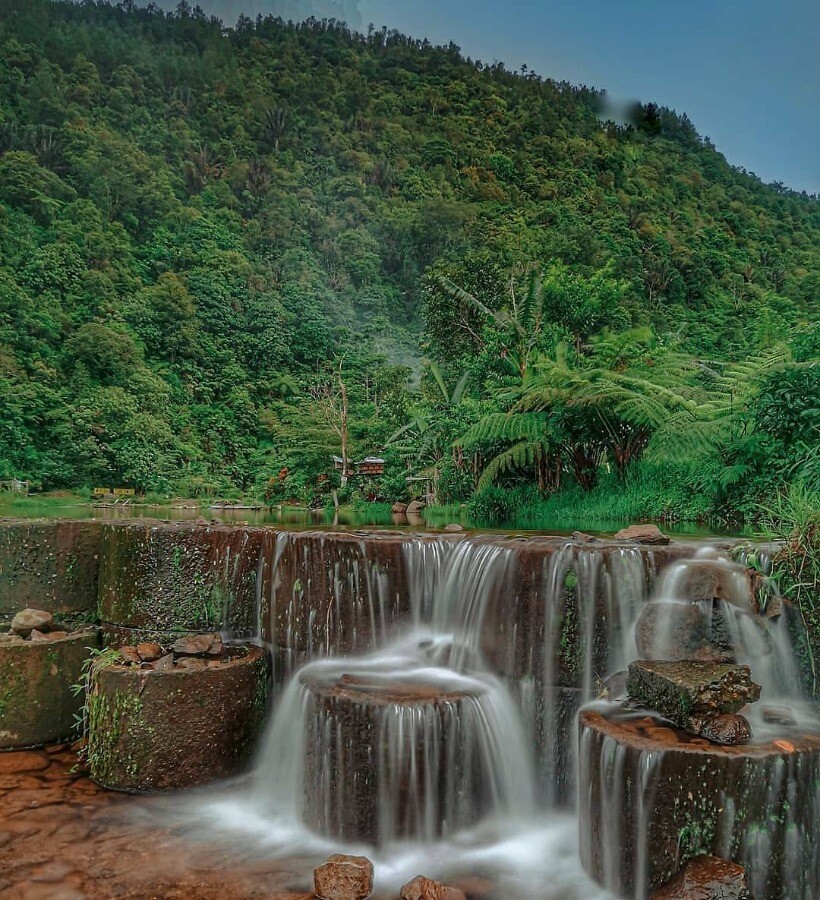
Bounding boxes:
759 484 820 696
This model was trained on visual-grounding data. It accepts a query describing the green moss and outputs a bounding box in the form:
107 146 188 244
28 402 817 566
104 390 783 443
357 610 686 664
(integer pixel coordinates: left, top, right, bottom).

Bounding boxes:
87 686 146 785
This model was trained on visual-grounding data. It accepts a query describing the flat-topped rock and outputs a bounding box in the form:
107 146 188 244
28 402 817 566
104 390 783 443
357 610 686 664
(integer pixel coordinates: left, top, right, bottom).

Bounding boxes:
627 660 761 743
0 627 99 749
300 667 502 844
87 644 267 791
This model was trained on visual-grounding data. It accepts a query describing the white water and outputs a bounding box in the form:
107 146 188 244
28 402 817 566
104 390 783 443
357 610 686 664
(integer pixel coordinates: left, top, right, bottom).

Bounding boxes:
194 534 816 897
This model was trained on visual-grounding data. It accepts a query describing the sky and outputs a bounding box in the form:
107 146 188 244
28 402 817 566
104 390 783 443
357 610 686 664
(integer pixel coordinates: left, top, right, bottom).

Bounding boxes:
160 0 820 195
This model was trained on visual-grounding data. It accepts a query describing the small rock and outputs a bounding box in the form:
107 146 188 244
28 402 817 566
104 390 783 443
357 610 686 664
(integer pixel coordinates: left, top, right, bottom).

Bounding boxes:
391 502 408 514
613 524 670 545
691 712 752 746
11 608 53 638
572 531 596 542
172 633 220 657
45 630 67 640
400 875 467 900
117 646 141 665
600 670 629 701
443 523 463 532
314 854 374 900
152 653 175 671
175 657 207 670
762 705 797 727
650 855 751 900
136 642 164 662
206 635 224 657
195 516 209 526
28 629 50 642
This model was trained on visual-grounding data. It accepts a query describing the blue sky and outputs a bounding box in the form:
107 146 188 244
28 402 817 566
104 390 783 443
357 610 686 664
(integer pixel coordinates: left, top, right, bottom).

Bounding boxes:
165 0 820 194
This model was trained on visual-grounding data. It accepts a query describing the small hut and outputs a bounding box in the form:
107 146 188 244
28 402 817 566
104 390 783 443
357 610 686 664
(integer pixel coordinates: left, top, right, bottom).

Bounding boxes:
355 456 385 477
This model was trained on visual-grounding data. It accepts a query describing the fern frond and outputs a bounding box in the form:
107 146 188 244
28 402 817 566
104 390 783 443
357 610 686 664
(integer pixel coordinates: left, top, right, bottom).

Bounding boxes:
477 440 546 490
459 412 548 447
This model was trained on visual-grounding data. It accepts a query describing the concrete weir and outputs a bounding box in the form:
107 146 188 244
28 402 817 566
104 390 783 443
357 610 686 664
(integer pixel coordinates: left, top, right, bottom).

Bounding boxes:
579 707 820 900
1 517 817 899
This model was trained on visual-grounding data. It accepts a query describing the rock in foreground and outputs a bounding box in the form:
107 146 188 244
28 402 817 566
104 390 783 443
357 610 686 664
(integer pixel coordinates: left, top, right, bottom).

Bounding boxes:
314 854 374 900
627 660 761 744
649 855 751 899
400 875 466 900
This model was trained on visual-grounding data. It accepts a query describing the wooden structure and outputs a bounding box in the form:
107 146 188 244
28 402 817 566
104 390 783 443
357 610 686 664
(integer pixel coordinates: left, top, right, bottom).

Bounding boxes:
355 456 385 477
331 457 385 478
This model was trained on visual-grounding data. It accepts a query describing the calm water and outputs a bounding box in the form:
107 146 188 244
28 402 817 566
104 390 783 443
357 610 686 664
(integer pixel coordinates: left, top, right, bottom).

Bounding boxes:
0 495 751 538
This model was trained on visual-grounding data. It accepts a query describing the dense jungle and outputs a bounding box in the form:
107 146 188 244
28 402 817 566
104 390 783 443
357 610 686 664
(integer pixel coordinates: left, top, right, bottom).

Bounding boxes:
0 0 818 531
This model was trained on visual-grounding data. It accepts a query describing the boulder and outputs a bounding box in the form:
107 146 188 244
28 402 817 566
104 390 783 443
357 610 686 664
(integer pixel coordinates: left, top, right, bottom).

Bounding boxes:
634 601 735 663
627 660 761 744
614 524 670 545
690 712 752 746
406 500 426 514
400 875 466 900
443 523 463 532
313 854 374 900
650 855 751 900
10 609 53 638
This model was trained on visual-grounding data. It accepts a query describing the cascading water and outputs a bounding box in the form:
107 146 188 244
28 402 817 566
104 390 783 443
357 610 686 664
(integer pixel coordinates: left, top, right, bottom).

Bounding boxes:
580 545 820 900
252 539 537 847
191 530 818 898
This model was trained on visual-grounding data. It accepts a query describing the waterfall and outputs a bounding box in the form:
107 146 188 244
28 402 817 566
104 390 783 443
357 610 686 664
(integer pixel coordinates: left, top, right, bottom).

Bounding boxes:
191 529 818 898
251 538 536 851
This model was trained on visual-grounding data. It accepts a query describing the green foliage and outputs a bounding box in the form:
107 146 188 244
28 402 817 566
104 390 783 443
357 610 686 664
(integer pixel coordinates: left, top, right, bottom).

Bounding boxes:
760 486 820 695
0 0 817 517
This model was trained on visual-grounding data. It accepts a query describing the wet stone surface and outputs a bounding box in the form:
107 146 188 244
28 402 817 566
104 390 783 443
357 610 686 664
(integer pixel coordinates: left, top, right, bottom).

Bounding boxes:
0 627 99 749
0 746 336 899
627 660 761 743
649 855 751 900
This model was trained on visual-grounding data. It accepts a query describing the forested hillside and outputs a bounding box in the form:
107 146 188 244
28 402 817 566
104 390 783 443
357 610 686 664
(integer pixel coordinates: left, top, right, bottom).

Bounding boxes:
0 0 817 520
